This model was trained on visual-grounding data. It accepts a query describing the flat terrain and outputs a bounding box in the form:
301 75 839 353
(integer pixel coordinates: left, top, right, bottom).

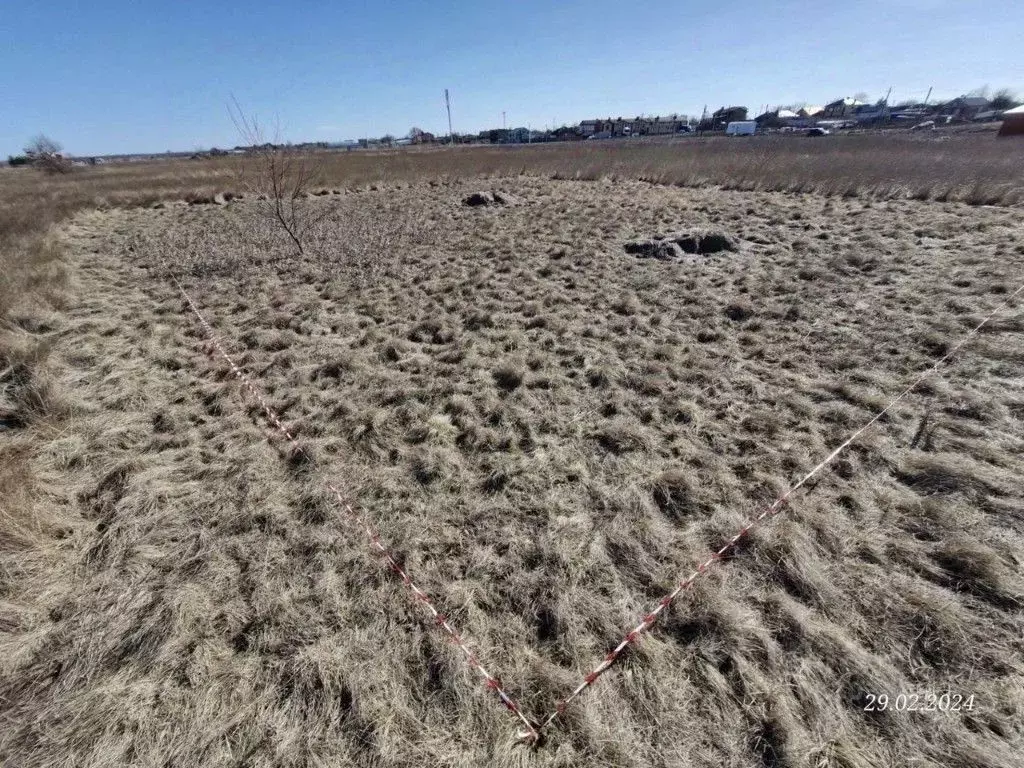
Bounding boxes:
2 177 1023 767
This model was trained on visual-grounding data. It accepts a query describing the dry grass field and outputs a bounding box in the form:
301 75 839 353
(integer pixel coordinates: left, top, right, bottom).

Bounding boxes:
2 135 1023 767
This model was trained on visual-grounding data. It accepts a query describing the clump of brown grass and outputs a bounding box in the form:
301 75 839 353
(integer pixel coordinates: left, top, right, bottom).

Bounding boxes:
0 337 66 428
0 175 78 661
492 363 524 391
723 300 755 322
896 452 1013 496
591 418 651 454
650 469 706 521
931 537 1022 609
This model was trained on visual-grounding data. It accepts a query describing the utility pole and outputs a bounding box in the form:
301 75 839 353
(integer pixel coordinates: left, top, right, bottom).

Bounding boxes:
445 89 453 145
502 111 506 130
923 86 932 106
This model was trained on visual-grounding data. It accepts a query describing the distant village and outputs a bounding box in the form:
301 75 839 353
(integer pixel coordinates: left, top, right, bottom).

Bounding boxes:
390 92 1022 146
15 90 1021 166
339 90 1023 148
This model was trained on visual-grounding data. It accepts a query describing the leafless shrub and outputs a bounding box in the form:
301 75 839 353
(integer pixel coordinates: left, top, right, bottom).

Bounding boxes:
306 200 415 291
24 134 72 175
229 99 331 256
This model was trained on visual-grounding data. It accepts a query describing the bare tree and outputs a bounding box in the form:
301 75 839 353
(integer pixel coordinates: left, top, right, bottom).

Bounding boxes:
24 134 71 174
991 89 1020 111
228 98 327 256
224 100 420 289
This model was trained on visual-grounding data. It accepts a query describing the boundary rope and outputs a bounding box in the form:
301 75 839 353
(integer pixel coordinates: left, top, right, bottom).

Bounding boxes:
163 267 540 743
162 253 1021 746
530 282 1024 739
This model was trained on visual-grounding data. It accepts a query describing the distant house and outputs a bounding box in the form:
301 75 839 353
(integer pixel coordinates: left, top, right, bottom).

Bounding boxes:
479 128 507 143
581 118 627 136
508 127 530 143
942 96 990 121
998 104 1024 137
609 117 643 136
821 98 865 119
703 106 747 130
644 117 670 134
799 105 824 118
755 108 804 128
552 125 581 141
643 114 687 134
890 104 933 122
411 131 436 144
854 103 889 124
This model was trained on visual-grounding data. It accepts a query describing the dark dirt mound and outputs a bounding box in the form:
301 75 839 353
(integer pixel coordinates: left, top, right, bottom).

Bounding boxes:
625 231 737 260
463 191 518 207
624 239 684 261
464 192 495 207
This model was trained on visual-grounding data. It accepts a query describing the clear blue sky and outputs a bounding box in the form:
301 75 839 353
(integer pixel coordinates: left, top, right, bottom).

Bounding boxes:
3 0 1022 156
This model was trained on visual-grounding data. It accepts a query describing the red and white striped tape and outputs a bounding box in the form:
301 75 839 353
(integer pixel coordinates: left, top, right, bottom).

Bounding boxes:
163 268 540 743
533 282 1024 736
163 252 1020 746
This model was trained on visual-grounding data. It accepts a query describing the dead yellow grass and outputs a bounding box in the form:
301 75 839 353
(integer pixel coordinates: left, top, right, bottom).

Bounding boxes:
1 139 1023 766
2 130 1023 216
2 174 1021 767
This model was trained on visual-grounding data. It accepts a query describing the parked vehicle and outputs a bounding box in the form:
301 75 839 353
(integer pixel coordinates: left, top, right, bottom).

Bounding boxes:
725 121 757 136
806 127 831 136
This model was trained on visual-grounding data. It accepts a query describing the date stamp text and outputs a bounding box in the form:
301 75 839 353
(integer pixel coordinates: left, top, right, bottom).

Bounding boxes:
863 693 975 712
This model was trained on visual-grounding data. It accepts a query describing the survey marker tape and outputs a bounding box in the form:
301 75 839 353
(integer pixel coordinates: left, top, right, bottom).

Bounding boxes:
162 267 540 743
163 257 1021 745
532 282 1024 739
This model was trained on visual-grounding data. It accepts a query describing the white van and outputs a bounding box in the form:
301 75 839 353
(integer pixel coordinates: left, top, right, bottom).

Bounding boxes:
726 121 757 136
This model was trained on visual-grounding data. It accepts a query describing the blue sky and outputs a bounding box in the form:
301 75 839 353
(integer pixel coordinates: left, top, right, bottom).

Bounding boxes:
3 0 1022 156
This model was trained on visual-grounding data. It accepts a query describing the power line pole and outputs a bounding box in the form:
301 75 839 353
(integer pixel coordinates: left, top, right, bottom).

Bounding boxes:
923 86 932 106
445 89 453 145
